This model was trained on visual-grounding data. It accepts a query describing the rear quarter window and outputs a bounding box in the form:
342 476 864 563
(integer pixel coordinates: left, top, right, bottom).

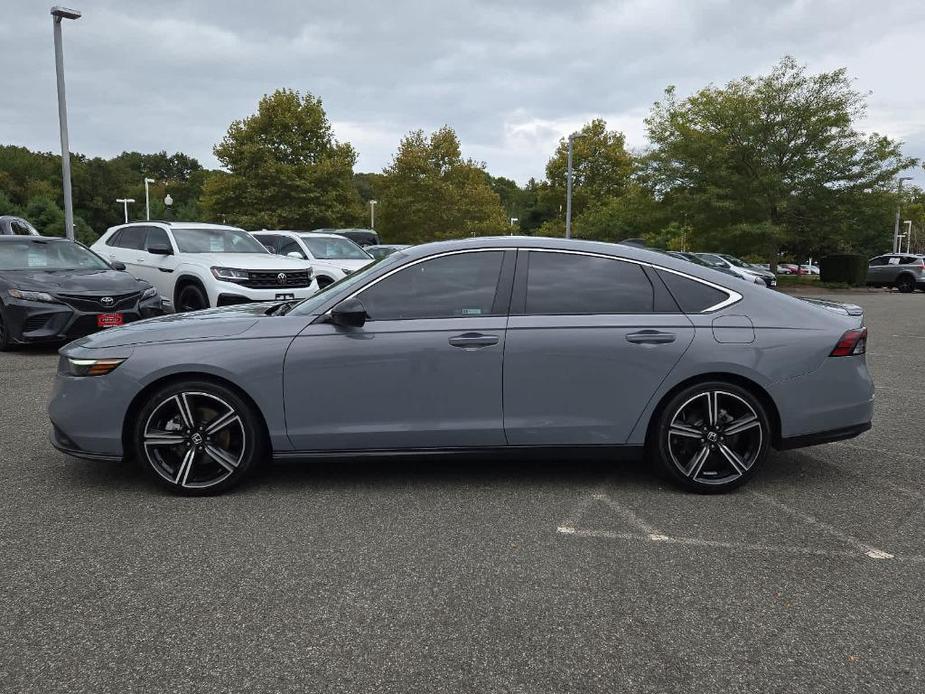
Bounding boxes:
657 270 730 313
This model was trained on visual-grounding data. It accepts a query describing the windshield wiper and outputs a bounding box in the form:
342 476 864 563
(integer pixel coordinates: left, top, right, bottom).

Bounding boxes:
264 300 299 316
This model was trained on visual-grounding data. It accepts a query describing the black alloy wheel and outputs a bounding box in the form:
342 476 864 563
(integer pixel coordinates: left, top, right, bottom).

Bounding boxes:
653 382 770 492
135 381 265 494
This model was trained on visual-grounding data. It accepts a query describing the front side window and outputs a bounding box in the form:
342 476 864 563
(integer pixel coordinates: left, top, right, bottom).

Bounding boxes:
279 238 307 259
0 239 109 271
301 236 371 260
117 226 147 250
868 256 887 267
10 219 38 235
359 251 504 320
525 252 654 315
171 228 268 254
145 227 171 250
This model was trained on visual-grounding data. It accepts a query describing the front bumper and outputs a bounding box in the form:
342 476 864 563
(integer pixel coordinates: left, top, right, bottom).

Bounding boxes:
3 296 164 344
209 279 318 308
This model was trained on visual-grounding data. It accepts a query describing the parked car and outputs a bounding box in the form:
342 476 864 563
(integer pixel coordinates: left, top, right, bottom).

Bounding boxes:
663 251 761 284
866 253 925 293
0 215 40 236
367 244 412 260
0 236 162 350
309 228 380 247
252 231 374 288
91 222 318 312
694 253 776 287
800 264 821 276
50 237 873 496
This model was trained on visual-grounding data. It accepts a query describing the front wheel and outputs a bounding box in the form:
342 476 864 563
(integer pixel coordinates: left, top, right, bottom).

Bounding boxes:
177 283 209 312
651 382 770 493
134 381 266 495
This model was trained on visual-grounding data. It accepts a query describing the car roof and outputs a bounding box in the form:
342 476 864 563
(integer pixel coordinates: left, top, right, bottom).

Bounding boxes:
0 234 71 242
108 221 245 231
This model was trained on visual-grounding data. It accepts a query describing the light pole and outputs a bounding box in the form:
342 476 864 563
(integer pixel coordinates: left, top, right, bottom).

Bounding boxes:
144 178 155 220
164 193 173 220
904 220 913 253
565 132 584 239
893 176 913 252
116 198 135 223
51 6 81 240
509 217 518 236
369 200 377 230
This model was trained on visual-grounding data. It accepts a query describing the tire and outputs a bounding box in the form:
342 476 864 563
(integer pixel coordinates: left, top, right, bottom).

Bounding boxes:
176 282 209 312
650 381 771 493
316 276 334 289
0 306 11 352
133 380 267 495
895 275 915 294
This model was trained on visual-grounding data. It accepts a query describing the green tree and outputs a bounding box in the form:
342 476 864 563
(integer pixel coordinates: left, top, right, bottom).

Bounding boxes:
376 126 507 243
201 89 362 229
644 57 917 267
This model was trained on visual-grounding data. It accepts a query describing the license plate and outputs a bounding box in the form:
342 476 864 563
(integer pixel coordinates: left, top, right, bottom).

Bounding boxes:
97 313 124 328
275 293 295 300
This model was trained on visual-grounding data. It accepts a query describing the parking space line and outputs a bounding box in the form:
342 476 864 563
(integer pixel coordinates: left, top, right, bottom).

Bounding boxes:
750 491 895 559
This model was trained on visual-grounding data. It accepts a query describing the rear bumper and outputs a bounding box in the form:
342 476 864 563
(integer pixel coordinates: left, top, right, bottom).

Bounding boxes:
775 422 871 450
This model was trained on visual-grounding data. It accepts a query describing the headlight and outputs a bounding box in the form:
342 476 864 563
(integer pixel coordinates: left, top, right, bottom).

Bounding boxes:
211 267 249 282
67 357 126 377
8 288 55 303
141 286 158 300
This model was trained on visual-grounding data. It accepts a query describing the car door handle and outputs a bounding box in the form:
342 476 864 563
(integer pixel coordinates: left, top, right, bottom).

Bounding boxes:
625 330 676 345
448 333 500 349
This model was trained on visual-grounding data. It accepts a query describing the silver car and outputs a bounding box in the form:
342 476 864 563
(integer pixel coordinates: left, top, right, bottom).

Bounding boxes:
48 237 873 495
866 254 925 293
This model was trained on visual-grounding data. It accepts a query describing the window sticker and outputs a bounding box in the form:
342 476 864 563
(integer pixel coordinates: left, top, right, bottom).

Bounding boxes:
888 257 900 265
28 249 49 267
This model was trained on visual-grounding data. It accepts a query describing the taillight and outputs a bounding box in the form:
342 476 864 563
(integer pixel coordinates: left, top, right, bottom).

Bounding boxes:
830 327 867 357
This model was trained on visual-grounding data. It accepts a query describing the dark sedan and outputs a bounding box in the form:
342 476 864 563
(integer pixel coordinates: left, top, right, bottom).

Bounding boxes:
0 236 163 350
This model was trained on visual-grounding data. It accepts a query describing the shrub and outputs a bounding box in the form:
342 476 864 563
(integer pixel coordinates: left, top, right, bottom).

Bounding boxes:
819 254 868 286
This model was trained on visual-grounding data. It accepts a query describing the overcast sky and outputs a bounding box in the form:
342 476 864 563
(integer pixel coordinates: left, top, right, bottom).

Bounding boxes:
2 0 923 186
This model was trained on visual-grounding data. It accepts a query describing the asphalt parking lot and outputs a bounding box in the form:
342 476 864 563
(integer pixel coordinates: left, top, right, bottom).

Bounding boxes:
1 291 923 693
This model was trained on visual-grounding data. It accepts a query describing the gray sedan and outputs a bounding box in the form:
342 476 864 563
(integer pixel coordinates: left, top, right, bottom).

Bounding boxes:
48 237 873 495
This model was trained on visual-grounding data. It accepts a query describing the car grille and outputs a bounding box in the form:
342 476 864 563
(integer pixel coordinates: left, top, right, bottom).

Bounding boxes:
241 270 312 289
55 291 141 311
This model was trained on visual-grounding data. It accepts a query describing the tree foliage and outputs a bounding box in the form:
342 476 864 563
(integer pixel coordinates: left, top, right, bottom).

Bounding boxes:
376 126 507 243
201 89 362 229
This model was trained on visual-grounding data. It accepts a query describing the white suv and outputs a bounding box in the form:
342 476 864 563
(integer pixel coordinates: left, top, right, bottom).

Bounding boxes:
251 231 374 288
92 222 318 312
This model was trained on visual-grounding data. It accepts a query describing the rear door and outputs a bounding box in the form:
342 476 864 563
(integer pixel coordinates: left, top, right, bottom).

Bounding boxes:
105 226 147 277
503 250 695 445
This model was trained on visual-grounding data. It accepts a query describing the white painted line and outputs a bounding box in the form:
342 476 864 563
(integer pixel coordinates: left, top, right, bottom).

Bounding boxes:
750 491 895 560
559 527 925 563
591 493 663 535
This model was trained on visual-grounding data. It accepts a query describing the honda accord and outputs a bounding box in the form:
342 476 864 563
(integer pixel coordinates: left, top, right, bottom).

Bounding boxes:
48 237 873 494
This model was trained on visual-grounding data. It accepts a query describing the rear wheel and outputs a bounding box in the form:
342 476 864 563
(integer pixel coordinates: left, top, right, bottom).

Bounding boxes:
895 274 915 293
134 381 266 495
177 283 209 312
651 382 770 493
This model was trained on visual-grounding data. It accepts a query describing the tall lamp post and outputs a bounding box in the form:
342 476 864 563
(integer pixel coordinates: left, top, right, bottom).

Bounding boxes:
893 176 913 252
144 178 155 220
565 132 584 239
369 200 377 230
904 220 913 253
51 6 81 240
116 198 134 223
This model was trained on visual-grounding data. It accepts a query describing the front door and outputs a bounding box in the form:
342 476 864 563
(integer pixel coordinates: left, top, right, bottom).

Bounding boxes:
283 249 514 451
503 250 695 445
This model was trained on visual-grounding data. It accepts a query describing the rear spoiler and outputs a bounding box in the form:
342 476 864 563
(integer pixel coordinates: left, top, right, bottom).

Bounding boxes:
797 296 864 328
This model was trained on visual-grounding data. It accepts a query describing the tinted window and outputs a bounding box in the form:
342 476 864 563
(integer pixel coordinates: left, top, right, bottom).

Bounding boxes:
145 227 170 250
359 251 504 320
117 226 147 250
869 256 888 266
525 252 653 314
105 229 123 247
10 219 37 235
279 238 306 259
658 270 729 312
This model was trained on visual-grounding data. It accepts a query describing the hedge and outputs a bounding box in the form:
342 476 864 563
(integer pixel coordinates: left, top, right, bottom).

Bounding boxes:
819 254 868 286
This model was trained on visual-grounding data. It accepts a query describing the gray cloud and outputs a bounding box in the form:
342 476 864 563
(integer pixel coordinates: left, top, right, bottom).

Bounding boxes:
2 0 923 186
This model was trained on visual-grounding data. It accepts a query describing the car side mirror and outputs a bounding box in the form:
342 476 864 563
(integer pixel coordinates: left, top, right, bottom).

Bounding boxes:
110 261 126 271
330 297 367 328
147 242 173 256
287 251 304 259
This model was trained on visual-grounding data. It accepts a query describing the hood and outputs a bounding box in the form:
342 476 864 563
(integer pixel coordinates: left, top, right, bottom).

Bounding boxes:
2 268 146 295
186 253 313 270
67 303 272 350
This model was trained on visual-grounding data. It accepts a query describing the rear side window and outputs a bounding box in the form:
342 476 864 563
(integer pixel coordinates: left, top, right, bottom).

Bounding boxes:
359 251 504 320
658 270 730 313
116 226 146 250
525 252 653 314
105 230 123 247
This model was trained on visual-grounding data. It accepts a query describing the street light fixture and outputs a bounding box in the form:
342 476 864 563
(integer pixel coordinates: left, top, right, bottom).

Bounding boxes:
50 5 81 240
565 132 585 239
369 200 377 230
144 178 155 220
893 176 913 253
509 217 518 236
116 198 135 223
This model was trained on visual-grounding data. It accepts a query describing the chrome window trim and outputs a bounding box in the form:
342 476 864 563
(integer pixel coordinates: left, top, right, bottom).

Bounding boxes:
328 246 741 317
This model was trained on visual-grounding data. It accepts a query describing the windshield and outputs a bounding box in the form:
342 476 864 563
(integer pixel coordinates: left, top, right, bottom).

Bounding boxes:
0 239 110 271
721 254 752 269
289 253 403 315
301 236 371 260
172 228 268 254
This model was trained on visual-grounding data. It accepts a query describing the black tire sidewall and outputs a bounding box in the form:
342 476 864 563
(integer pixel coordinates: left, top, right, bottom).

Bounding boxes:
652 381 771 493
133 380 266 495
178 284 209 312
896 276 915 293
